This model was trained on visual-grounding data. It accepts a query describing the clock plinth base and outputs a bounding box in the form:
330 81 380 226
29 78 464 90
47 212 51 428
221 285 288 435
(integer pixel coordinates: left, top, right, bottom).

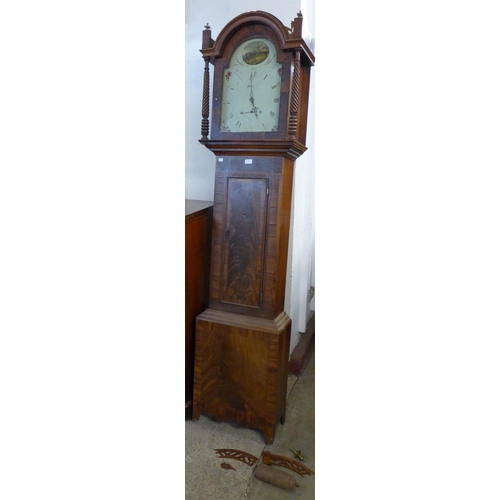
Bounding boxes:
192 308 291 444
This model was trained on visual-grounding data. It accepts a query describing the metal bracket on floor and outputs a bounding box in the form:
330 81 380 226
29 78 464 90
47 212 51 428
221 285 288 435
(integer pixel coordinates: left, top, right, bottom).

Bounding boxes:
290 447 305 461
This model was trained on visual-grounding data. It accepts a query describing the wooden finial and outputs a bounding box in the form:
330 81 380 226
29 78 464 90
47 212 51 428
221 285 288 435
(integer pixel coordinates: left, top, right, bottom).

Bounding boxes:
291 12 303 36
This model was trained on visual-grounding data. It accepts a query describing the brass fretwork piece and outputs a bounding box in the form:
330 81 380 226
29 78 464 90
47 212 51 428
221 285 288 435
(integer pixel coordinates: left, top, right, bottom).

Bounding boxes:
214 449 258 466
262 451 314 477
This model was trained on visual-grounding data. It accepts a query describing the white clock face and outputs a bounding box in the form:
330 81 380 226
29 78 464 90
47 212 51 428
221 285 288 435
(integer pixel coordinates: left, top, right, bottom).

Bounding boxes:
220 37 282 133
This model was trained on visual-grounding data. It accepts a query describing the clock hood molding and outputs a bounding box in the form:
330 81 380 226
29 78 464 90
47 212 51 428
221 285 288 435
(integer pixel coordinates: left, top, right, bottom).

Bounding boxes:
198 139 308 160
200 10 314 67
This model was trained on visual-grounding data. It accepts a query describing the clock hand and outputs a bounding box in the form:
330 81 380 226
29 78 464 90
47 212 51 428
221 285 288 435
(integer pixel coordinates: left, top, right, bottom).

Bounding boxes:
243 108 259 116
248 72 259 117
249 72 255 104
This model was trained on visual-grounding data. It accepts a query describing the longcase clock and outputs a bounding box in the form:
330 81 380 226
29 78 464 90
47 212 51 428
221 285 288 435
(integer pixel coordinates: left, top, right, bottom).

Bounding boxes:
192 10 314 444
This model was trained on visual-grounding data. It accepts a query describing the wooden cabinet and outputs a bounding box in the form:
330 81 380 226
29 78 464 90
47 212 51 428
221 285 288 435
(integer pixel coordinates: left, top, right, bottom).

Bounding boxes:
185 200 213 420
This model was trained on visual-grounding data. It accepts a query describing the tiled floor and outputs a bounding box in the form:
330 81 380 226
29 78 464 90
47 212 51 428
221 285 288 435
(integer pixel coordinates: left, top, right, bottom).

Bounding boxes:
185 349 315 499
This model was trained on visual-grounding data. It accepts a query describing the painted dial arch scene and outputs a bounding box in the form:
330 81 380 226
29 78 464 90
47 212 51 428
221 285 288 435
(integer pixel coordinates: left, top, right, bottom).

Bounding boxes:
220 37 282 133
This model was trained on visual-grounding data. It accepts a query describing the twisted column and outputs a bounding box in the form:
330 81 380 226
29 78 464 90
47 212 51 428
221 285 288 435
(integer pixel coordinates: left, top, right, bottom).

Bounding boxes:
287 48 302 139
200 58 210 140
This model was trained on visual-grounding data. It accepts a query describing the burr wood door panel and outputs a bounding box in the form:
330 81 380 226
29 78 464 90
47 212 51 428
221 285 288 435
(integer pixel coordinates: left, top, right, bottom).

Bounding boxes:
221 177 268 308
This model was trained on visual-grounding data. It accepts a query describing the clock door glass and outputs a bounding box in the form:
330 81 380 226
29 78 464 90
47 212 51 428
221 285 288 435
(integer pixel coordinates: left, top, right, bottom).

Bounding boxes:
220 38 282 132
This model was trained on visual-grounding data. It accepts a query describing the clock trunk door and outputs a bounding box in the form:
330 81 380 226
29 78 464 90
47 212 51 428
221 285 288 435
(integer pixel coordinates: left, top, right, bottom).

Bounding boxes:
209 155 291 319
221 176 268 309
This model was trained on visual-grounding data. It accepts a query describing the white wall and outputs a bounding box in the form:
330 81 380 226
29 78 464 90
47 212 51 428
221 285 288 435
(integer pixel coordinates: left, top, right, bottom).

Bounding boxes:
185 0 315 354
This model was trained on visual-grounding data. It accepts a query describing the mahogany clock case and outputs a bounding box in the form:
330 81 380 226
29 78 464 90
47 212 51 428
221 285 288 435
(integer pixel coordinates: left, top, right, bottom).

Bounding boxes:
192 11 314 444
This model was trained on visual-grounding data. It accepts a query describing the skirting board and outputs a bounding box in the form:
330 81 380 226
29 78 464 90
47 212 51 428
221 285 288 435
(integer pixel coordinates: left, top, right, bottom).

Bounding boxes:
288 312 315 376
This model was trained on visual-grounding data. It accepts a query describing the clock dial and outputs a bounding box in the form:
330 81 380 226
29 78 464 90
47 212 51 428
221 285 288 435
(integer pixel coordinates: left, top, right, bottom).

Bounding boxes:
220 38 282 133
